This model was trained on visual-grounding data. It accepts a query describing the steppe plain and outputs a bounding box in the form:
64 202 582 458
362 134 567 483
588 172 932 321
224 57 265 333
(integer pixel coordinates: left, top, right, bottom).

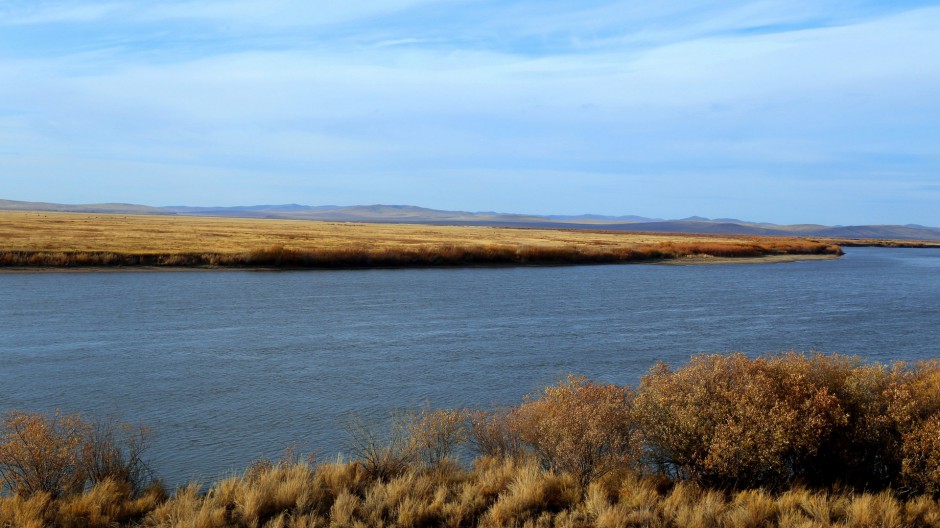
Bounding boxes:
0 210 842 269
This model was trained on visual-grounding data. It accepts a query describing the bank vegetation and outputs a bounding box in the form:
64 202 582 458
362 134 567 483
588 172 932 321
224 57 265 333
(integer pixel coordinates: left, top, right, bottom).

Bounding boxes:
5 352 940 527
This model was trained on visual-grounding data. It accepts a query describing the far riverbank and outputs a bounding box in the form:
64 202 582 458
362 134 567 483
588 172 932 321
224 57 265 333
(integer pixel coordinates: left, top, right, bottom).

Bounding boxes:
0 210 842 270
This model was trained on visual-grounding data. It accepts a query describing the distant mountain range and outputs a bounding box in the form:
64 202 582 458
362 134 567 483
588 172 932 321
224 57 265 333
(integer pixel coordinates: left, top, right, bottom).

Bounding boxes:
3 198 940 241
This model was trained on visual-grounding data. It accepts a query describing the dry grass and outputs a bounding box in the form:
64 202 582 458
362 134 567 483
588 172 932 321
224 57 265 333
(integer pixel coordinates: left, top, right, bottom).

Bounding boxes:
6 459 940 528
816 237 940 248
0 211 842 268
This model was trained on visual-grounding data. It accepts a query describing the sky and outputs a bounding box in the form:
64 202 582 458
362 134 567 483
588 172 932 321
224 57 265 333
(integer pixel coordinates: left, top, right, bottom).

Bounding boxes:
1 1 939 225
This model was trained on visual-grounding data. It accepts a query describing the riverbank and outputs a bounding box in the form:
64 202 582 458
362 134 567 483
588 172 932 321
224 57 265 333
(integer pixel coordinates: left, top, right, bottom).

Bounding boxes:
662 253 841 265
0 210 842 270
0 253 843 273
4 352 940 527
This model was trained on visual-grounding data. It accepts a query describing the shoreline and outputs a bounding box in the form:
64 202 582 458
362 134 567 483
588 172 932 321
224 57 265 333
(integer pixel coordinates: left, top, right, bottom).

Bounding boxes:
661 253 841 265
0 253 842 273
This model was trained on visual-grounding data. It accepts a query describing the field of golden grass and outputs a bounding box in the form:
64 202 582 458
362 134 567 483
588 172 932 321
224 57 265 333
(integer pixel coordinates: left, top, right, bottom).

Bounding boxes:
817 237 940 249
0 211 842 268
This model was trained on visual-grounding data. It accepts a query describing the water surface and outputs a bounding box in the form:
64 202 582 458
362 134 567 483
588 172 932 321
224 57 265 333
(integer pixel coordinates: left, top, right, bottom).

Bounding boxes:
1 247 938 485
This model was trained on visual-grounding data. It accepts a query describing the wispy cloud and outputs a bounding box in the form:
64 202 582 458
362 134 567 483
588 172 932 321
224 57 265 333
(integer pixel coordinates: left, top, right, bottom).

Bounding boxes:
0 1 938 224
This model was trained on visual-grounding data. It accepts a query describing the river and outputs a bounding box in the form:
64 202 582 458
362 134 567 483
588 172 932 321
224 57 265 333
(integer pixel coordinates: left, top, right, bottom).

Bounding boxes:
1 247 938 485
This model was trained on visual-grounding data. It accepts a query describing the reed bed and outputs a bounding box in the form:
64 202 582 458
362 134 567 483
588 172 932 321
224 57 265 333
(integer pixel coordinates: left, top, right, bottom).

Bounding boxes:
4 353 940 526
0 211 842 269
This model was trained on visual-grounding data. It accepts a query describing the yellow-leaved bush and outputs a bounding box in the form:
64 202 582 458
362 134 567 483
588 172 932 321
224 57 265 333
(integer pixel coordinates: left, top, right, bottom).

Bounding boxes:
0 411 152 500
633 353 845 489
506 376 641 486
632 353 940 492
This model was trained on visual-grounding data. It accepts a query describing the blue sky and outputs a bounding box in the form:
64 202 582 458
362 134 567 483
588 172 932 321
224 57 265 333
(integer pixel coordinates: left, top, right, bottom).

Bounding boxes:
1 1 938 225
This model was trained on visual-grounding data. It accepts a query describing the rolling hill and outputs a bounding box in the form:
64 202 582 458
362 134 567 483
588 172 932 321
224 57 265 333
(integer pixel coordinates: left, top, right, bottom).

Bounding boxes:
2 198 939 241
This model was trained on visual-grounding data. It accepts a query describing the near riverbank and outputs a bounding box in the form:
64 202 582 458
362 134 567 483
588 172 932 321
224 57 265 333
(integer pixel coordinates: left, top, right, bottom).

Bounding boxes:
4 352 940 527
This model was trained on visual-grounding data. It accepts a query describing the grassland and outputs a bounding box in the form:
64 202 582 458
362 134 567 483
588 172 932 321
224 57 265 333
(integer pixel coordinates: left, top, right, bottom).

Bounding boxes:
0 211 842 269
815 237 940 249
4 352 940 527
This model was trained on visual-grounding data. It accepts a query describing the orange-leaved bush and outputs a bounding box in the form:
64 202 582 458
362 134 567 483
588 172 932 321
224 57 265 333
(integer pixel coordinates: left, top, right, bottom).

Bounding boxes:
901 413 940 496
633 353 846 489
468 408 525 460
509 376 640 486
0 411 154 499
0 410 89 498
888 360 940 495
406 407 470 467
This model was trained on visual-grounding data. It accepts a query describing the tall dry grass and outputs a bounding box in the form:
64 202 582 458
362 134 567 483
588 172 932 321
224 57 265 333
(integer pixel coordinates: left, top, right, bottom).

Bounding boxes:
0 241 843 269
8 458 940 528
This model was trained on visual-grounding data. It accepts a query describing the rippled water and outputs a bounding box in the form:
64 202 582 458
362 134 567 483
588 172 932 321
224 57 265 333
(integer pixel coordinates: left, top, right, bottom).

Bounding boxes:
1 247 938 485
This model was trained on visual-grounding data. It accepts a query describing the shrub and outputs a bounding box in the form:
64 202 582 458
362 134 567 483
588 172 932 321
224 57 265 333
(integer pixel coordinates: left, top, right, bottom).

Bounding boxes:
0 411 89 498
902 414 940 496
509 376 640 486
885 360 940 433
780 353 900 489
467 408 524 460
80 418 154 493
405 407 469 467
633 353 845 489
0 411 154 499
346 414 417 482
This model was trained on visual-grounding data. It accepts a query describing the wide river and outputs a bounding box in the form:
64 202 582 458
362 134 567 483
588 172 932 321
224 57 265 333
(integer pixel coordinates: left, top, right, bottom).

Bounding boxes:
2 247 939 486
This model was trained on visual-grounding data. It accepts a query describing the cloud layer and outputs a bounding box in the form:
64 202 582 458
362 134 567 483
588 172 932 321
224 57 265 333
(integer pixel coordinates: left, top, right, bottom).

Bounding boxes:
1 0 938 224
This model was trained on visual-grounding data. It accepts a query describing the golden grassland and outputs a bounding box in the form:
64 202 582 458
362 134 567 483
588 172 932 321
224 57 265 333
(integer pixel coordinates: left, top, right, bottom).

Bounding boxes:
5 352 940 527
0 211 842 269
818 238 940 249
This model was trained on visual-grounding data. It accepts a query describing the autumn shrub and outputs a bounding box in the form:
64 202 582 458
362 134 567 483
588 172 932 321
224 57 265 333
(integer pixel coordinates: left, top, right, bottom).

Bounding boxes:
885 360 940 434
631 353 940 493
776 353 901 490
633 353 846 489
468 408 525 460
901 414 940 496
346 414 417 482
0 411 154 500
509 376 641 486
406 407 470 467
0 411 90 498
80 418 154 493
11 353 940 525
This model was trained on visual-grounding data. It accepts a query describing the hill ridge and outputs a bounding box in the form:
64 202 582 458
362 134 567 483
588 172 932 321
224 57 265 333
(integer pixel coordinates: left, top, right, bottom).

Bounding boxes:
2 198 939 241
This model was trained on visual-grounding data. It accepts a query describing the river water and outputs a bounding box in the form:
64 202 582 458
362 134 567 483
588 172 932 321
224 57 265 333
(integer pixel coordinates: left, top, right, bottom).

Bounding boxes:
1 247 938 485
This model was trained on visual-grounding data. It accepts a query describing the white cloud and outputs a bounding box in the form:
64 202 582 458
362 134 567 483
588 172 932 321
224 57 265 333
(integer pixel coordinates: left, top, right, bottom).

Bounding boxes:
135 0 439 27
0 0 444 28
0 1 938 223
0 2 125 25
